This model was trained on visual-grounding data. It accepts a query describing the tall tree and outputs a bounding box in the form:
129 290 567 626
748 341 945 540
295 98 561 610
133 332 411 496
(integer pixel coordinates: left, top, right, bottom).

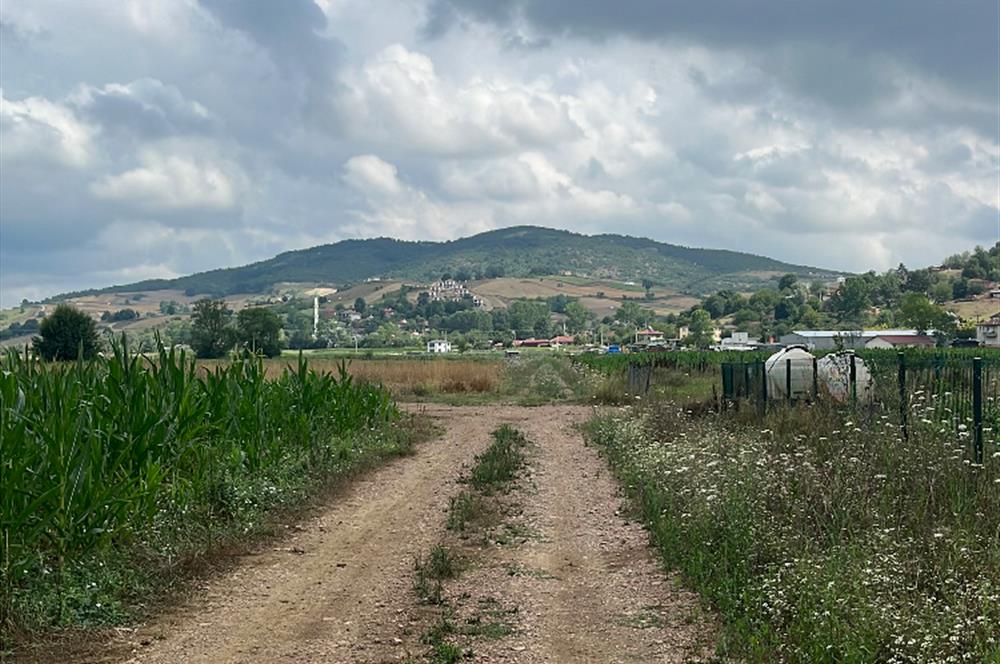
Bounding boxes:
898 293 946 334
190 299 234 358
237 307 283 357
563 301 592 333
615 301 644 326
829 277 871 322
32 304 101 361
686 309 714 349
778 274 798 291
353 297 366 313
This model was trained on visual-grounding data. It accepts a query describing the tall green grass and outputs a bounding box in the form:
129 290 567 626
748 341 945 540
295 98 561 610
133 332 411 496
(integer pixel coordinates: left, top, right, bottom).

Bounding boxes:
1 341 398 636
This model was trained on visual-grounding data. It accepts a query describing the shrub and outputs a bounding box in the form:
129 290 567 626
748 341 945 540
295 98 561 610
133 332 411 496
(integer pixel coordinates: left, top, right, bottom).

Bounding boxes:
32 304 101 360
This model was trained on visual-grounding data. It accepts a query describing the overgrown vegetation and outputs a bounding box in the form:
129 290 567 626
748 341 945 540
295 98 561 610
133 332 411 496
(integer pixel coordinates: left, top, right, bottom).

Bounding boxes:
587 384 1000 661
467 425 530 493
1 342 405 644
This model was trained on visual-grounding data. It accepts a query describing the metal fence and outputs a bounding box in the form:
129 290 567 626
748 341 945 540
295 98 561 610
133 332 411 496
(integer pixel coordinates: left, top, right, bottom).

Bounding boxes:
720 352 1000 464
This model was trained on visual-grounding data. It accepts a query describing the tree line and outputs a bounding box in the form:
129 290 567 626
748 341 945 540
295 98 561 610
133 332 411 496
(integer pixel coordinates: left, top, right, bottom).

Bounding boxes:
24 300 283 361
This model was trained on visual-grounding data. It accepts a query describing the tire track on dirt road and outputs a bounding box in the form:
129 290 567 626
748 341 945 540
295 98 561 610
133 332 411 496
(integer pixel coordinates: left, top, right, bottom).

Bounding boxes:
391 405 714 663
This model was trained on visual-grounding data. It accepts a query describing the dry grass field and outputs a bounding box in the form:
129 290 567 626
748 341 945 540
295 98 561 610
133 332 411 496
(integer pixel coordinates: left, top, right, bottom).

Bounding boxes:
195 357 505 396
946 296 1000 321
470 277 698 315
318 281 404 307
326 358 502 394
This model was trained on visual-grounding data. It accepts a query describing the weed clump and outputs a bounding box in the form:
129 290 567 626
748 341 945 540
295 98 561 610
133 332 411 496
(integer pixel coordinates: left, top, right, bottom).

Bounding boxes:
446 492 496 533
468 426 529 493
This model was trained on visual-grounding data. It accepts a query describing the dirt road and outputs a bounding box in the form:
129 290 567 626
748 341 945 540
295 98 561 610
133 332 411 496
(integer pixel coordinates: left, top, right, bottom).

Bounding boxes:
50 404 711 663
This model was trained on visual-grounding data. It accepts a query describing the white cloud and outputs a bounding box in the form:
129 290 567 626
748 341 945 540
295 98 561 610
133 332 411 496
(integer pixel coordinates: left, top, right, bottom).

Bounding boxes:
336 44 580 156
342 154 403 196
340 154 493 240
72 78 213 137
745 188 786 215
90 148 242 212
1 91 95 167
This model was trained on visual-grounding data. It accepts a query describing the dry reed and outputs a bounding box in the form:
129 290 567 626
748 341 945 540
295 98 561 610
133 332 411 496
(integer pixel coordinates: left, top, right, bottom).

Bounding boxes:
253 358 503 394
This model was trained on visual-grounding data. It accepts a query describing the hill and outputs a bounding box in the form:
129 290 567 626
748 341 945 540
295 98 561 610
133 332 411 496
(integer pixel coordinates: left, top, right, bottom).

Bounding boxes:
54 226 838 300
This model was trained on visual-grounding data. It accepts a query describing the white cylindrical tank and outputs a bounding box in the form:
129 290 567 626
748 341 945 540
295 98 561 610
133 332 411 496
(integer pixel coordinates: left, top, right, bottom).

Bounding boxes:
816 351 874 404
765 345 816 401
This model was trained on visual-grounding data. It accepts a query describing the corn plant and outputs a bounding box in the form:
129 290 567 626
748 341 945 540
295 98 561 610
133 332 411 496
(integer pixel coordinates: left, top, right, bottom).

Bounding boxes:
0 339 397 630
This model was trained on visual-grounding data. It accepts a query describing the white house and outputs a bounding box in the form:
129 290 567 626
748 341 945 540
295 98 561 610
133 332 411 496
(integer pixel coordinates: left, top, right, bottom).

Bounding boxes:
427 339 452 353
780 329 928 350
864 334 935 349
976 315 1000 347
719 331 760 351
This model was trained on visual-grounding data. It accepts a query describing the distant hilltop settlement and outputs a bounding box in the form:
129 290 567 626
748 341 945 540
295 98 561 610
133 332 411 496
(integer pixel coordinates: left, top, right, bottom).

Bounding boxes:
427 280 485 307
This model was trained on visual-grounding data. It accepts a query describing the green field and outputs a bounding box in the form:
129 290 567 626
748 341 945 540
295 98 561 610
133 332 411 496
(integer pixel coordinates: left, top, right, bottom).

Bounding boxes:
1 343 410 639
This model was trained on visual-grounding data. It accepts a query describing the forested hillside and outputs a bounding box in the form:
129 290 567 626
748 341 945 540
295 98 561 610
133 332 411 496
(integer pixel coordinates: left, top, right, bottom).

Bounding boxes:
52 226 836 300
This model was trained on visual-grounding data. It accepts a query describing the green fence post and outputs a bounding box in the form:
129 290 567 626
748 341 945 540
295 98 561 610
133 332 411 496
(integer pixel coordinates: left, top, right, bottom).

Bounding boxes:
785 358 792 404
812 356 819 401
898 352 908 441
759 361 768 417
849 353 857 407
973 357 983 465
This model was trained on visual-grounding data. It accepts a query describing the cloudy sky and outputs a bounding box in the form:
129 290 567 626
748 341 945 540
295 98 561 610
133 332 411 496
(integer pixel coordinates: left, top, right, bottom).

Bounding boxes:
1 0 998 306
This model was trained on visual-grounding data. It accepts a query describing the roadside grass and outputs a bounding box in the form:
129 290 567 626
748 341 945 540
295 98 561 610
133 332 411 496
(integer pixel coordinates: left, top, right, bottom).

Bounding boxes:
239 357 504 396
500 355 589 405
587 391 1000 662
8 418 430 651
211 353 601 406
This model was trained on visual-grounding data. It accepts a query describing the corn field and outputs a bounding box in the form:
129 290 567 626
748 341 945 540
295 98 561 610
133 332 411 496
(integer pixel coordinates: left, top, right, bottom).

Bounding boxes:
1 342 397 631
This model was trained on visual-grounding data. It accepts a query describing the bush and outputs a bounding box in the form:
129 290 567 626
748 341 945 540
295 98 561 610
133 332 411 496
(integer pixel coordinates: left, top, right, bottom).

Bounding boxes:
32 304 101 360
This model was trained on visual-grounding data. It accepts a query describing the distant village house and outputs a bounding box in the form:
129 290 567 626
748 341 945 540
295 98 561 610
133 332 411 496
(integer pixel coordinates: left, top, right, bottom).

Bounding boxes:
779 329 932 350
427 339 452 353
976 315 1000 347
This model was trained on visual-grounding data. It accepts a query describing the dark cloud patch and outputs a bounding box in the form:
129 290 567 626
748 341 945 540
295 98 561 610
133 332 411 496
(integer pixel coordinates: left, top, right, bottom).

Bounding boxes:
0 14 49 49
76 79 217 138
428 0 997 86
198 0 344 80
428 0 999 128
